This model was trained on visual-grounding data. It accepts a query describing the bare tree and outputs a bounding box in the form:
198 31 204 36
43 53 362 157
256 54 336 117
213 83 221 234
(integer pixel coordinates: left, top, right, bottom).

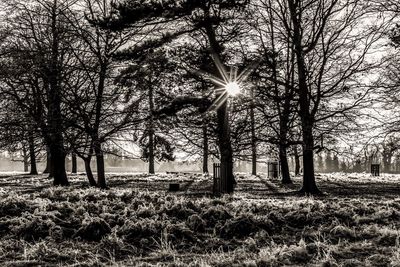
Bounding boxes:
62 0 145 188
0 0 79 185
283 0 382 193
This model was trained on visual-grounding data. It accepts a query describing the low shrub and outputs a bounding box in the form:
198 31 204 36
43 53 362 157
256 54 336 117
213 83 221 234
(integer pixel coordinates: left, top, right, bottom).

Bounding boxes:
165 203 195 220
0 198 32 217
201 205 232 227
219 216 260 239
117 219 163 245
74 217 111 242
186 214 206 232
330 225 356 240
11 214 55 241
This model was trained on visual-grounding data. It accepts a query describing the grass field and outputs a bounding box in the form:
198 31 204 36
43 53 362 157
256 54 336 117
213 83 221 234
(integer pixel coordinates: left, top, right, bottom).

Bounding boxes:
0 172 400 266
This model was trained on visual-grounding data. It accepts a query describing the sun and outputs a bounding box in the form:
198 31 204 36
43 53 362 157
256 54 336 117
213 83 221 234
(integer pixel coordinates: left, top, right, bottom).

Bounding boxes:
225 82 241 96
186 53 260 112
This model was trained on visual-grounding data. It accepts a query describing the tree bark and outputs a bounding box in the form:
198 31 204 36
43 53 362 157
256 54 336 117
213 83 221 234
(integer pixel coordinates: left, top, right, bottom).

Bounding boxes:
91 58 107 187
50 143 68 186
299 123 320 194
202 120 209 174
269 1 292 183
47 0 68 186
279 116 291 183
202 13 235 193
148 86 155 174
71 152 77 174
288 0 320 194
148 131 155 174
29 135 38 175
94 140 106 188
294 145 300 176
250 89 257 176
280 145 291 184
22 145 29 173
217 101 235 193
84 157 97 186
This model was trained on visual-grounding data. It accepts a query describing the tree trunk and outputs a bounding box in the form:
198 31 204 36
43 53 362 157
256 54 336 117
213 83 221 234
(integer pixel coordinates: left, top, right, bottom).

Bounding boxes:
250 89 257 176
22 145 29 173
217 101 235 193
29 135 38 175
47 0 68 186
91 38 107 186
50 143 68 186
44 149 55 178
279 116 291 183
71 152 77 174
43 145 51 174
269 0 290 182
294 145 300 175
84 157 97 186
148 131 155 174
148 85 155 174
280 145 291 184
94 140 106 189
202 120 209 174
288 0 320 194
202 16 235 193
299 123 320 194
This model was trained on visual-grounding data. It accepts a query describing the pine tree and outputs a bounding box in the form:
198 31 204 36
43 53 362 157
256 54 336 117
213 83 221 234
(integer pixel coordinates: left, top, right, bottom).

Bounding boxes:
106 0 250 193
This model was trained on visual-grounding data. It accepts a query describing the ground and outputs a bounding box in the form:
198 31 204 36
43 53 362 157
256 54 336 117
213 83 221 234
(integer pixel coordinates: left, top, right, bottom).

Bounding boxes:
0 172 400 266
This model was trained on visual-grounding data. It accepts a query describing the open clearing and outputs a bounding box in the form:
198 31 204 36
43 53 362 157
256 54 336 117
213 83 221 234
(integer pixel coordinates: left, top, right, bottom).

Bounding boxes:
1 172 400 266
